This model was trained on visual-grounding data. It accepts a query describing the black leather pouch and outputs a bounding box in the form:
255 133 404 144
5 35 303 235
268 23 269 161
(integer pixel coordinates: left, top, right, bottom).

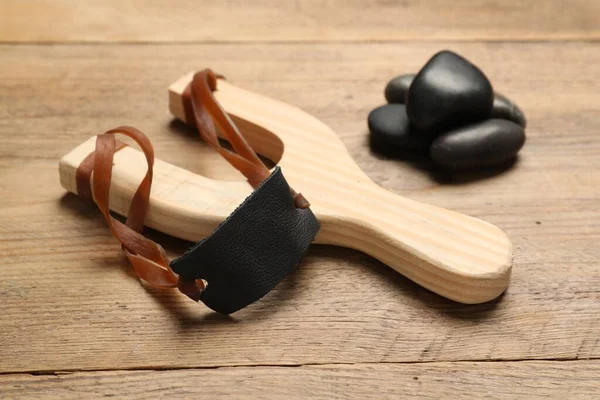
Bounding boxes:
170 167 320 314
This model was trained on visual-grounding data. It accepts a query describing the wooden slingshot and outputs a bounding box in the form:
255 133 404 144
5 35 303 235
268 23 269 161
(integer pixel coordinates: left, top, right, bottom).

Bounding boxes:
59 72 513 304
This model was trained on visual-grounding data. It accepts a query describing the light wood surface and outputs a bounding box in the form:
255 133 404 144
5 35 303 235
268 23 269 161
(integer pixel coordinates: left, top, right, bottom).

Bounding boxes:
0 0 599 42
59 74 513 304
1 1 599 398
2 361 599 399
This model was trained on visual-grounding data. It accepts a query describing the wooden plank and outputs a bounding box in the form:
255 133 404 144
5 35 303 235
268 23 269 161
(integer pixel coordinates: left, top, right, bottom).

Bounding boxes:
0 42 599 373
1 0 599 43
2 361 600 399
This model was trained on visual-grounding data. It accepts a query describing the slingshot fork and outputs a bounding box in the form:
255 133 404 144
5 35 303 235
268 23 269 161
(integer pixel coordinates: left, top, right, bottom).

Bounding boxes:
59 72 513 304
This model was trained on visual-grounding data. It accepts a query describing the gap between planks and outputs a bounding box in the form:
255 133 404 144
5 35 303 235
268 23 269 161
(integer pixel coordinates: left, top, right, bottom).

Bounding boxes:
3 357 600 377
1 38 600 46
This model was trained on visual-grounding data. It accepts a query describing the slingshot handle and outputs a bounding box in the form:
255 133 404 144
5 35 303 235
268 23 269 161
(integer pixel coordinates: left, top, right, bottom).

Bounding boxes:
314 178 512 303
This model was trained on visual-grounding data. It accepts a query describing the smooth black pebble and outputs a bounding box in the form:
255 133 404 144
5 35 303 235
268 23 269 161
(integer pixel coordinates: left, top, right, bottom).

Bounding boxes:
492 93 527 128
368 104 434 150
430 119 525 170
406 50 494 131
384 74 415 104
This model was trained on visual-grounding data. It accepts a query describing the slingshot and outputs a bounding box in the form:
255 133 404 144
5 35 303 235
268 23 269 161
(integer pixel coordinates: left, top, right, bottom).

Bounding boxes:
60 72 513 305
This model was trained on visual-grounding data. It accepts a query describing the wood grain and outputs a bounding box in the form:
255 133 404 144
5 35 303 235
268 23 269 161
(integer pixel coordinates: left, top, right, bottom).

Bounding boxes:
0 42 599 376
1 0 599 43
2 361 600 399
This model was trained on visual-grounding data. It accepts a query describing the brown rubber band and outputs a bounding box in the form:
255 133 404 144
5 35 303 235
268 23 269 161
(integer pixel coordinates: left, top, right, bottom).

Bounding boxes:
75 140 126 201
183 69 310 208
77 127 203 300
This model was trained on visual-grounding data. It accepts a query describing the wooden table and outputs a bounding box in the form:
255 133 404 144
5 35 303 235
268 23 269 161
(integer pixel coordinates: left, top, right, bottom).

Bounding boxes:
1 1 599 398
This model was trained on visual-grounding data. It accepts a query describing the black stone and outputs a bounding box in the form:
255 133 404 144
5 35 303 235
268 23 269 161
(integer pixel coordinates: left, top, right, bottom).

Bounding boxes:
406 50 494 131
430 119 525 170
492 93 527 128
368 104 434 151
384 74 415 104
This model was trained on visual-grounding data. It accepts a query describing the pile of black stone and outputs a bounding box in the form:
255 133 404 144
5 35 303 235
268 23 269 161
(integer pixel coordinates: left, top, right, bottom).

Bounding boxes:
368 50 526 170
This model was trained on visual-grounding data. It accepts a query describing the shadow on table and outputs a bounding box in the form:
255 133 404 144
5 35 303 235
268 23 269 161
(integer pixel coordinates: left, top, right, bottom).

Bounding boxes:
59 192 302 326
59 190 503 328
142 226 307 328
308 244 504 322
368 134 520 185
